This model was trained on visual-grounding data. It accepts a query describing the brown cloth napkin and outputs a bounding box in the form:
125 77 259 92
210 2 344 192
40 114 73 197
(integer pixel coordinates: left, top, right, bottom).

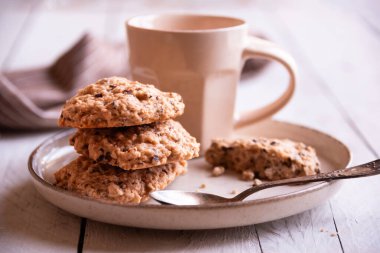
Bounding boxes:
0 34 128 130
0 33 268 130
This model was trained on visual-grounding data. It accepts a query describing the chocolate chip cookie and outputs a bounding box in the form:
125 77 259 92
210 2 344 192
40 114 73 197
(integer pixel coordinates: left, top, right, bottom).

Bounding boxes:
54 156 187 204
205 138 320 181
70 120 200 170
58 77 185 128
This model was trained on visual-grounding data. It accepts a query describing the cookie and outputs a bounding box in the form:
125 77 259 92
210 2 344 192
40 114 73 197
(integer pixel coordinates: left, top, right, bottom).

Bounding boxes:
58 77 185 128
54 156 187 204
205 138 320 181
70 120 200 170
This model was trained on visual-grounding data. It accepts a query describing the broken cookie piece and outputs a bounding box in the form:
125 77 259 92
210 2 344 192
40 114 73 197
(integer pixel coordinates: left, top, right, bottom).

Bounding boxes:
205 138 320 181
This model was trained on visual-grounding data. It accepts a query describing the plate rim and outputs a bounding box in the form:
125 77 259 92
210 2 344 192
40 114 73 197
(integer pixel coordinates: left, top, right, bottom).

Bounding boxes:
28 120 351 210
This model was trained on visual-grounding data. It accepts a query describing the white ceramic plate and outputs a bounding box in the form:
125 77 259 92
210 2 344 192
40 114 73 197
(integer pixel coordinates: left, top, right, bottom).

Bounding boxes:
28 120 350 230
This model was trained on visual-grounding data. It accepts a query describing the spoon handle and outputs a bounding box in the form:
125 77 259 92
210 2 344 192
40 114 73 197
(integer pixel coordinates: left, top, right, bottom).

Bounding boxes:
233 159 380 201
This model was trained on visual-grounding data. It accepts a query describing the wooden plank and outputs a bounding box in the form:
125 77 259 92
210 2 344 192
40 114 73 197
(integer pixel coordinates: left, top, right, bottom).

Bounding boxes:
222 3 380 252
259 53 379 251
274 0 380 155
256 206 342 253
0 0 38 66
0 0 82 251
84 223 262 253
334 0 380 35
265 2 380 252
0 1 108 252
0 131 81 253
4 0 107 71
236 8 366 253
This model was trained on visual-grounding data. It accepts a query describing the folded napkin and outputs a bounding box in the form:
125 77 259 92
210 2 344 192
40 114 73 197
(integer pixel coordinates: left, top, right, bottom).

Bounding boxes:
0 33 267 130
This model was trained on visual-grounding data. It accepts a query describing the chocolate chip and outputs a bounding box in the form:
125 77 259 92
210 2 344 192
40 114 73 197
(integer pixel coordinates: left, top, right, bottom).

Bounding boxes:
94 93 103 98
105 152 112 160
221 146 232 152
152 155 160 162
283 158 292 167
109 85 116 89
270 141 277 145
96 155 105 162
123 89 133 94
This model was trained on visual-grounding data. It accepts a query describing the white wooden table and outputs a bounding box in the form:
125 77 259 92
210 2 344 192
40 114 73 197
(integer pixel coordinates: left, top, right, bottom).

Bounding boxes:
1 0 379 252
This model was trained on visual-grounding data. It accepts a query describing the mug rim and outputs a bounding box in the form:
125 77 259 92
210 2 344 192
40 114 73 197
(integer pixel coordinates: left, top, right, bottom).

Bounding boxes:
126 13 247 33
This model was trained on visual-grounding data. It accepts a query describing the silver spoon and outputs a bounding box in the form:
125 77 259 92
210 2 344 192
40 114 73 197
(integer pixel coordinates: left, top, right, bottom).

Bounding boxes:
150 159 380 205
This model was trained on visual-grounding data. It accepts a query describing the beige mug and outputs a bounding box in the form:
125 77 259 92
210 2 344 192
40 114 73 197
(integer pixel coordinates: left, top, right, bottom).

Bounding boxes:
127 14 297 152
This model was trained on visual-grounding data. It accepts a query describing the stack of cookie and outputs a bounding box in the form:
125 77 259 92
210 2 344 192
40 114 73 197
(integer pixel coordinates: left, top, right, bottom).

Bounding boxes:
54 77 200 204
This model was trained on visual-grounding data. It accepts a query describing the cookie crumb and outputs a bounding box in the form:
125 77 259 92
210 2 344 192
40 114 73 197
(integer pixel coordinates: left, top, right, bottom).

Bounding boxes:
242 170 255 181
253 179 263 186
107 183 124 197
330 232 337 237
212 166 225 176
231 189 237 194
320 228 324 232
199 183 206 189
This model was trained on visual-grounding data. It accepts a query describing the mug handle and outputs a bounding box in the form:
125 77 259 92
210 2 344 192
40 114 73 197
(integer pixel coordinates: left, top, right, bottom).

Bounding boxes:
234 36 297 129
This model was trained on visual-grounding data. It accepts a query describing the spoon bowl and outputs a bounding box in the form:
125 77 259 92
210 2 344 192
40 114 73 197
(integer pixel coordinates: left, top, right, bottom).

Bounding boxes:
150 190 230 205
